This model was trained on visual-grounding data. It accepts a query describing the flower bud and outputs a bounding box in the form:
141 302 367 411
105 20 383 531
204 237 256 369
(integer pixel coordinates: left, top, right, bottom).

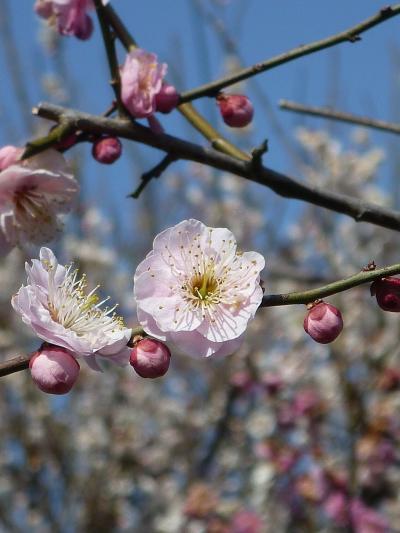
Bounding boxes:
29 344 80 395
129 338 171 378
216 93 254 128
370 277 400 312
0 145 23 171
73 13 93 41
92 136 122 165
155 83 180 114
304 302 343 344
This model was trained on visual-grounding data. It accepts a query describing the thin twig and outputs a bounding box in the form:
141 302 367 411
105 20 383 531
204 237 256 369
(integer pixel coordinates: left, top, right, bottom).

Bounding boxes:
0 354 31 377
280 99 400 135
93 0 124 115
180 5 400 103
261 262 400 307
129 153 177 199
31 103 400 232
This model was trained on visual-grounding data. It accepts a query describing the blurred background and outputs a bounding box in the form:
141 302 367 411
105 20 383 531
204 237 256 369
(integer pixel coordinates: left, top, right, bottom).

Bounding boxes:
0 0 400 531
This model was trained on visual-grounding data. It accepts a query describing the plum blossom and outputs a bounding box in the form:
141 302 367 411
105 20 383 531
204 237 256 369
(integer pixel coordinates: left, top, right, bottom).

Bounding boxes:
120 48 167 118
134 219 265 358
34 0 108 40
12 247 132 370
0 149 78 255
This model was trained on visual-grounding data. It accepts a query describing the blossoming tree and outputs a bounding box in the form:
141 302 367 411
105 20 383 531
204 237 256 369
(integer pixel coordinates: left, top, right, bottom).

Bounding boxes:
0 0 400 530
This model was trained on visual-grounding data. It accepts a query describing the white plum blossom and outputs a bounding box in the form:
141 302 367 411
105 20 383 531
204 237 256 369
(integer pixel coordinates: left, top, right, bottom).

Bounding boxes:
134 219 265 358
0 149 78 255
12 247 132 370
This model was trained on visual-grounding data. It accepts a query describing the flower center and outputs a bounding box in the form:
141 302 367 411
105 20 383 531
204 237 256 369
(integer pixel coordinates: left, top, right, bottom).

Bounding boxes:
191 270 218 300
45 261 125 336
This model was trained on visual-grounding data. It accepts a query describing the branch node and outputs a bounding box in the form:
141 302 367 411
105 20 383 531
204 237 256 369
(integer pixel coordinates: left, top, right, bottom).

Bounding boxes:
250 139 268 168
347 33 361 43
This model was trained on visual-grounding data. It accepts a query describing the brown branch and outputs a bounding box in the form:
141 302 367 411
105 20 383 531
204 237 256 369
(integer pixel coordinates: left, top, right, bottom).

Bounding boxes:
280 99 400 135
31 102 400 232
0 353 31 377
180 5 400 103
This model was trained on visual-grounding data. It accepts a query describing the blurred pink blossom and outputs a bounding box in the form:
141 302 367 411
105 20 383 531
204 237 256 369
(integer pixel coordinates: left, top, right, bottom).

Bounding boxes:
0 149 78 254
120 48 167 118
134 219 264 358
0 145 23 171
34 0 107 40
29 344 80 395
12 247 132 371
228 509 263 533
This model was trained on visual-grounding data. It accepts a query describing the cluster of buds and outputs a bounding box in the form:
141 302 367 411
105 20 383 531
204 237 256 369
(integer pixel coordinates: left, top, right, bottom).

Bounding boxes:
29 337 172 395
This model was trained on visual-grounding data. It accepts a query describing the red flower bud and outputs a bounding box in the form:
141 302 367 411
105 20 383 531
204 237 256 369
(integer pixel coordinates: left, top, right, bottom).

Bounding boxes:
216 93 254 128
92 136 122 165
155 83 180 114
29 344 80 395
304 302 343 344
370 277 400 312
130 338 171 378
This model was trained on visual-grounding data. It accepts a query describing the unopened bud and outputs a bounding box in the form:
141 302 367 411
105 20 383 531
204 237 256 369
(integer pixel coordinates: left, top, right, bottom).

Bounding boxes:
0 145 23 171
304 302 343 344
92 136 122 164
130 338 171 378
72 13 93 41
370 277 400 312
216 93 254 128
155 83 180 114
29 344 80 395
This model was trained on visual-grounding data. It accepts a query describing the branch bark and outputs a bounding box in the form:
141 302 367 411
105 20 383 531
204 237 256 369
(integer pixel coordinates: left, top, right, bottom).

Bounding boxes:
280 99 400 135
32 102 400 232
180 5 400 102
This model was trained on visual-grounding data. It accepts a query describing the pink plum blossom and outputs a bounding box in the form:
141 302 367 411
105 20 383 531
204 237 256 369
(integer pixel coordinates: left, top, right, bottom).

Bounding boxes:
134 219 265 358
120 48 167 118
29 344 80 394
12 247 132 371
0 149 78 255
34 0 108 40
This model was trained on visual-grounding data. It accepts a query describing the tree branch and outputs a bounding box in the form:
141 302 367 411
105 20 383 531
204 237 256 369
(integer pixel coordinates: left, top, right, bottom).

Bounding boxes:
0 353 31 377
179 5 400 103
261 262 400 307
31 102 400 232
280 99 400 135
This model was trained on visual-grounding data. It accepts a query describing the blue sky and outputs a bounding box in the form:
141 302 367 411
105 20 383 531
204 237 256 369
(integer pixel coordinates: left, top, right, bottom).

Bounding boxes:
0 0 399 236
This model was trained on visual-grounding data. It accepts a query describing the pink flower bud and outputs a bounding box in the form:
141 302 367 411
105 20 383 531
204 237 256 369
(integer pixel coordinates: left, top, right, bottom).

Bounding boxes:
0 145 23 171
92 137 122 165
304 302 343 344
130 338 171 378
29 345 80 395
216 93 254 128
72 13 93 41
155 83 180 114
370 277 400 312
